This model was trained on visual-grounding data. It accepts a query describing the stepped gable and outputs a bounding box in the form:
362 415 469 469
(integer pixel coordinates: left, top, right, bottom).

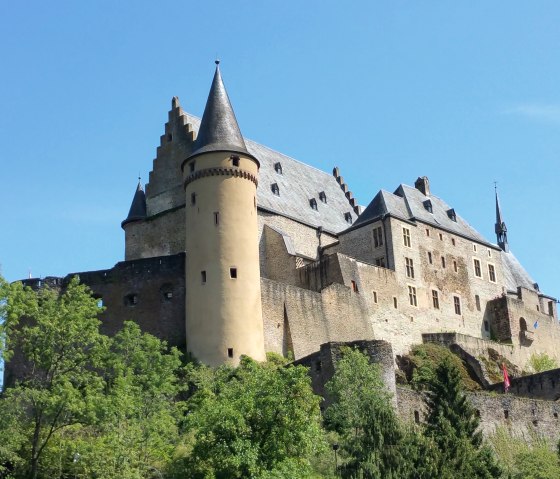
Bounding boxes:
183 116 358 235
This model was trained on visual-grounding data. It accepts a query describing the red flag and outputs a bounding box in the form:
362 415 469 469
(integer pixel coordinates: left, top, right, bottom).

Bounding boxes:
502 363 510 393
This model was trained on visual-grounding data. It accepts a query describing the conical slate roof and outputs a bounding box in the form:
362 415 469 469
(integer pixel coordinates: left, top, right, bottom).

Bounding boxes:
187 63 254 161
121 180 147 228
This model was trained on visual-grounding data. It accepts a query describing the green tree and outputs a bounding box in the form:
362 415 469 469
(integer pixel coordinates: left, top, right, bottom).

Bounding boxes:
324 347 406 478
528 353 558 373
425 358 502 478
179 356 325 479
1 277 107 479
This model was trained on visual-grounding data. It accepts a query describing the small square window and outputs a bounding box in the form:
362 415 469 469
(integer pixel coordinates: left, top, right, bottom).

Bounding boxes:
271 183 280 195
231 155 240 167
274 162 283 174
309 198 318 210
319 191 327 203
344 212 352 224
201 271 207 283
230 268 237 279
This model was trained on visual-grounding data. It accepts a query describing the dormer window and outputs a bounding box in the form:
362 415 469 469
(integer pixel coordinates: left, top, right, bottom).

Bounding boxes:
447 208 457 222
274 162 282 174
344 212 352 224
271 183 280 196
310 198 318 210
319 191 327 203
423 199 433 213
231 155 240 167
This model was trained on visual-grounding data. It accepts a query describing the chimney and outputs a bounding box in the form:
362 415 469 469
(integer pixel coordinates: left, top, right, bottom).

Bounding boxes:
415 176 430 196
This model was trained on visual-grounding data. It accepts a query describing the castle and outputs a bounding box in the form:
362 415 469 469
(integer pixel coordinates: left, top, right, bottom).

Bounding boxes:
8 64 560 434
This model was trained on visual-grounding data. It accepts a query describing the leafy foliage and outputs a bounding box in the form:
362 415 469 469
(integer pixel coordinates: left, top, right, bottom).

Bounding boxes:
324 347 407 478
176 356 325 479
528 353 558 373
407 343 481 391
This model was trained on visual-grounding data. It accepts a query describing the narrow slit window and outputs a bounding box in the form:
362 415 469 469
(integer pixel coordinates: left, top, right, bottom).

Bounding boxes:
189 161 195 173
453 260 458 273
428 252 433 264
227 348 234 358
475 294 481 311
393 297 398 309
351 280 359 293
191 192 197 205
372 291 378 303
201 271 207 284
441 256 446 268
214 211 219 225
230 268 237 279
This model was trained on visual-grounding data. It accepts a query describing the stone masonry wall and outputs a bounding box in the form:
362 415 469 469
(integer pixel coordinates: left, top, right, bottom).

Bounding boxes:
397 387 560 443
489 369 560 401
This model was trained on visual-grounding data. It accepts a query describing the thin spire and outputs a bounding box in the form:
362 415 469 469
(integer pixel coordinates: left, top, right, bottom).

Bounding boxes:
122 178 147 228
494 183 509 252
187 62 255 162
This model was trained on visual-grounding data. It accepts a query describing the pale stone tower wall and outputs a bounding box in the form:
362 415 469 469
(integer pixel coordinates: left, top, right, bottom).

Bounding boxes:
183 151 265 365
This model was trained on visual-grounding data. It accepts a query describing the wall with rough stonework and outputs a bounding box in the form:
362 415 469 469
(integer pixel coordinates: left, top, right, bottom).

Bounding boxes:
397 387 560 442
489 369 560 401
260 278 375 360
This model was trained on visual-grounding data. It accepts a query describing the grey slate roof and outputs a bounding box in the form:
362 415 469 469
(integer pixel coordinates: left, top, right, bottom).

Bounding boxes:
122 181 147 227
352 183 492 246
185 116 358 234
188 65 253 161
501 251 537 292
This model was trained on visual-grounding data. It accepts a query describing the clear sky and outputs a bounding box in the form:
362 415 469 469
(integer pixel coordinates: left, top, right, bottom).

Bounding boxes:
1 1 559 296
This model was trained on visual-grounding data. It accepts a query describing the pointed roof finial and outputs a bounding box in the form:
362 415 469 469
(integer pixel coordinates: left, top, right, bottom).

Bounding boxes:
494 183 509 252
215 58 220 66
185 62 257 164
172 96 180 109
122 178 147 228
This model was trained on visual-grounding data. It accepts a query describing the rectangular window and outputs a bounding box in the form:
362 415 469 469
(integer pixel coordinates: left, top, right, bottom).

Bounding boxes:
228 347 234 358
549 301 554 316
375 257 386 268
405 257 414 278
214 211 219 225
452 238 456 246
432 290 439 309
474 259 482 278
231 155 240 167
408 286 417 307
441 256 446 268
351 280 359 293
201 271 207 284
428 252 433 264
393 297 398 309
475 294 481 311
372 291 378 303
488 264 496 282
454 296 461 315
230 267 237 279
403 227 411 247
373 226 383 248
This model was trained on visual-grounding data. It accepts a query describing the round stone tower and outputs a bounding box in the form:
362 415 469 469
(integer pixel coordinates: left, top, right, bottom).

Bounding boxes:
181 63 265 366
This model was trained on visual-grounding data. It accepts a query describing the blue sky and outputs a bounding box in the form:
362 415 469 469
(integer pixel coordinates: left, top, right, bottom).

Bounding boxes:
1 1 559 296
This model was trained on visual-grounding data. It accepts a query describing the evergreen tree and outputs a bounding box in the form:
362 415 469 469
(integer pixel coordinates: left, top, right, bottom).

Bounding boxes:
324 347 406 478
425 357 502 478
